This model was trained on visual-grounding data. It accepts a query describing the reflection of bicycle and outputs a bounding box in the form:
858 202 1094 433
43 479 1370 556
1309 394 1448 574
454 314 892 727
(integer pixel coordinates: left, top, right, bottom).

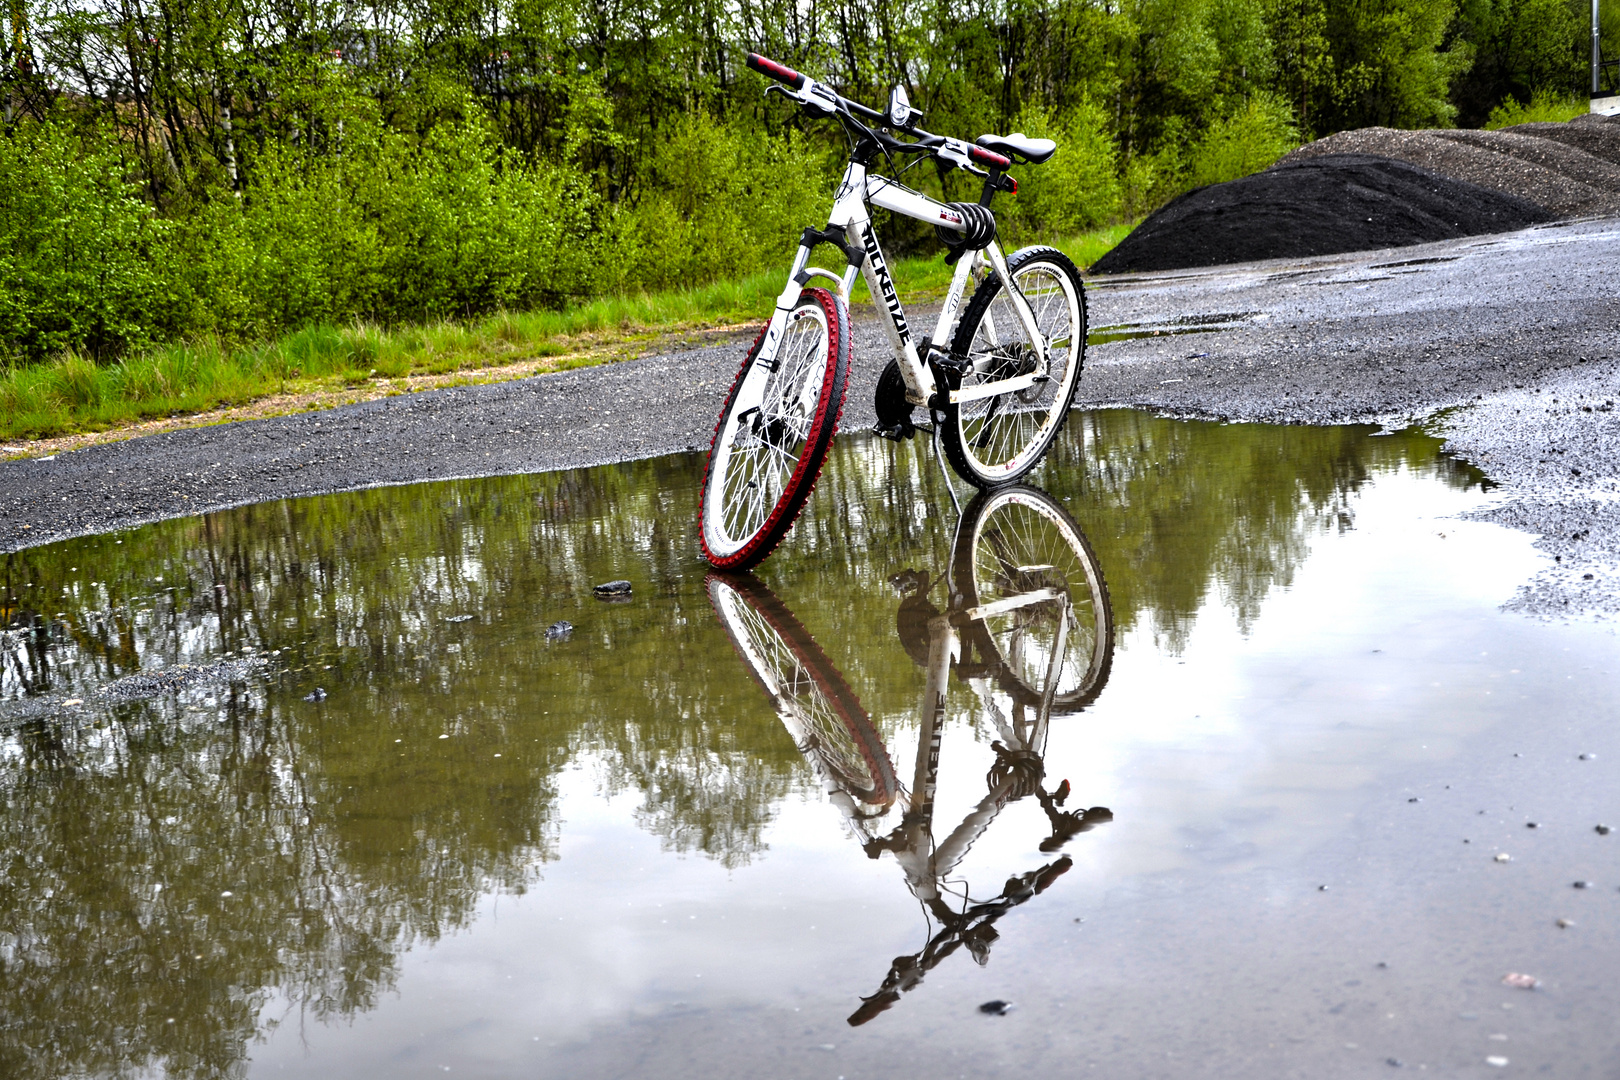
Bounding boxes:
698 53 1088 571
707 485 1114 1025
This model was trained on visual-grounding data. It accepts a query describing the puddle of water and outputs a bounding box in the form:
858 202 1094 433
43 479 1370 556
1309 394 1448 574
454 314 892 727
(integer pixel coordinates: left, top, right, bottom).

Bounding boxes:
1087 311 1259 345
3 411 1618 1079
1367 255 1462 270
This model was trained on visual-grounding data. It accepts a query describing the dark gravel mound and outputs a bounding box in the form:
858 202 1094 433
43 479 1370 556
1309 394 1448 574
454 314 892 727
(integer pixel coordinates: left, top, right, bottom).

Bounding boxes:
1279 124 1620 217
1092 154 1553 275
1506 119 1620 167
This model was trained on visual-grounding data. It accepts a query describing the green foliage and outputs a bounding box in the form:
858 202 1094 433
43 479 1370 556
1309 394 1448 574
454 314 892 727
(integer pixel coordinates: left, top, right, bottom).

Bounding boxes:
1318 0 1472 130
0 0 1606 378
169 115 611 335
618 114 838 291
1485 87 1590 128
0 123 167 363
1452 0 1595 126
1186 92 1302 187
1002 99 1124 238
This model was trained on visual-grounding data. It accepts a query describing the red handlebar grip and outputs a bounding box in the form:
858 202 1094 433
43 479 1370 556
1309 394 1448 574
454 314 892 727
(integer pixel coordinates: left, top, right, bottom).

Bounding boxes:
969 145 1012 170
746 53 806 90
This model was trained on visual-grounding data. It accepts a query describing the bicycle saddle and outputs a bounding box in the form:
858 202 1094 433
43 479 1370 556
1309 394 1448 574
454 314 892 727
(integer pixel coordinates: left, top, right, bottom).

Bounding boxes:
975 132 1057 164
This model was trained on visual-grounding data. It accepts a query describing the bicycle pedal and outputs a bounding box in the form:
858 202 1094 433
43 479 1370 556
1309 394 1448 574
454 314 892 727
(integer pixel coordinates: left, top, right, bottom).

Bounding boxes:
873 421 917 442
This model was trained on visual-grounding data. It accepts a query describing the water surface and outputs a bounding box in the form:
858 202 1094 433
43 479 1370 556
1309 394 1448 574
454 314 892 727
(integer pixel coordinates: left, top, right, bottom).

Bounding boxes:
2 411 1616 1079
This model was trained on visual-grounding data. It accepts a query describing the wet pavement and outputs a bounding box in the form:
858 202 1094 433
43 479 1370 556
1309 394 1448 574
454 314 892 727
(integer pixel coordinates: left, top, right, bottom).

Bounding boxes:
3 413 1616 1079
3 217 1618 618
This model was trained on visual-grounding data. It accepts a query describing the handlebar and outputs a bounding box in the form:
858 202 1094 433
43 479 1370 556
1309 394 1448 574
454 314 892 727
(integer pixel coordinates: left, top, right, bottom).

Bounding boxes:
744 51 1012 172
745 52 806 91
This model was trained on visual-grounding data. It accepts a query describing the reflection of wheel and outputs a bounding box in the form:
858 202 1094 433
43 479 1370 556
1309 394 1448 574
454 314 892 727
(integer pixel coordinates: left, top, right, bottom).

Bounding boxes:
706 574 898 806
941 247 1085 489
700 288 850 570
950 486 1113 713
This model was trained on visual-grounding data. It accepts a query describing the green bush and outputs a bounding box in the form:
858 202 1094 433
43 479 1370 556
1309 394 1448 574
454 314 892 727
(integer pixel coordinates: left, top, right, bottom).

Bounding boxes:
1484 89 1589 129
0 109 840 368
1185 93 1300 189
618 114 838 292
167 115 610 337
0 123 168 363
1002 99 1123 239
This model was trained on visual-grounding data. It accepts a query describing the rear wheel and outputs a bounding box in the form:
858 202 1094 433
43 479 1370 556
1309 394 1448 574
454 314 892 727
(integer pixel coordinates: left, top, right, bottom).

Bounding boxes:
700 288 850 570
941 247 1086 488
951 485 1113 714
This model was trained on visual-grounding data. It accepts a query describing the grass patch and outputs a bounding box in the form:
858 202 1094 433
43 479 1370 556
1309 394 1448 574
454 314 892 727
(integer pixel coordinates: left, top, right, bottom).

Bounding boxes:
0 224 1132 444
1485 89 1589 129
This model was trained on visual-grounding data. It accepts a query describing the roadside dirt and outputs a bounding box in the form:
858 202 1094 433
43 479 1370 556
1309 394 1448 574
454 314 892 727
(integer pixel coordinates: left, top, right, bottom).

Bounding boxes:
1 322 757 461
1091 154 1550 274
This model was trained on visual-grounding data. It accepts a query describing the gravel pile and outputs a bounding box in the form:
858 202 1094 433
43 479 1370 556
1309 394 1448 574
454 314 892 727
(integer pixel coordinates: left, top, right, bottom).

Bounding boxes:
1505 117 1620 167
1093 113 1620 275
1091 154 1551 275
1282 120 1620 217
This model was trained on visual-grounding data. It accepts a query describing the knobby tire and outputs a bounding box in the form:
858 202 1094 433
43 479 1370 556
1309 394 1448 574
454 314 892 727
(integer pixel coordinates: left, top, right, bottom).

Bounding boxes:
699 288 850 571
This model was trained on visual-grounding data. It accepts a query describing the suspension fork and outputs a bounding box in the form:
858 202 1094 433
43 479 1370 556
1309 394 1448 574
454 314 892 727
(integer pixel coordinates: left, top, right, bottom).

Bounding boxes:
735 242 860 421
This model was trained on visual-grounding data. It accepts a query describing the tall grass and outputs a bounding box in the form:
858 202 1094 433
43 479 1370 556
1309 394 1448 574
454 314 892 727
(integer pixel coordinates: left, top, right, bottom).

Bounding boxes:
0 226 1132 444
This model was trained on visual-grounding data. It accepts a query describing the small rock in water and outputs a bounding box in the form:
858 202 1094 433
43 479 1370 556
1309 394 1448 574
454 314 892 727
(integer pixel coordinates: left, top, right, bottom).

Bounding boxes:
445 614 475 623
594 580 633 599
978 1000 1014 1016
1501 972 1540 989
303 688 327 702
545 621 574 640
1597 824 1612 835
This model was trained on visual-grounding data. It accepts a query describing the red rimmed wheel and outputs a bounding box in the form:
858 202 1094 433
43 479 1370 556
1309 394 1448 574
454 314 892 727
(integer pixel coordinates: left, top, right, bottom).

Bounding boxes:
699 288 850 571
707 572 897 807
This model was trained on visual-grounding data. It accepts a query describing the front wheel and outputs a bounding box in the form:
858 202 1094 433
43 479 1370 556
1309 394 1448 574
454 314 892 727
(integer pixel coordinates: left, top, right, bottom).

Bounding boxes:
700 288 850 570
941 247 1086 488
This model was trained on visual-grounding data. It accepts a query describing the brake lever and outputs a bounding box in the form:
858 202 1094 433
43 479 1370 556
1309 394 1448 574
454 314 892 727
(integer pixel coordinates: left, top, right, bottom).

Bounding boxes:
763 80 838 116
936 137 993 176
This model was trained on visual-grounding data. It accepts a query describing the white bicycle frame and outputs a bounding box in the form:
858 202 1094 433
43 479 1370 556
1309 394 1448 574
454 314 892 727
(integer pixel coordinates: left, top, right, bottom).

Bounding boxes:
751 160 1049 411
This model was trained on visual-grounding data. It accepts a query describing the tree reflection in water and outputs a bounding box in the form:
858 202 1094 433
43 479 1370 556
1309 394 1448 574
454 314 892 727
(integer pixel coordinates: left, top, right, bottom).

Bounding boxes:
0 413 1486 1076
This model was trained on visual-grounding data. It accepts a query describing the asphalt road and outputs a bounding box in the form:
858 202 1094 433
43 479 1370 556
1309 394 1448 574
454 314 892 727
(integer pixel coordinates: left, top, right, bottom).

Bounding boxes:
4 216 1617 614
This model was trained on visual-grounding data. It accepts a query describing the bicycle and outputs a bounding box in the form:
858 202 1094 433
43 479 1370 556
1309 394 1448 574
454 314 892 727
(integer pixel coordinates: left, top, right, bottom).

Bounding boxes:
699 53 1089 571
706 484 1114 1023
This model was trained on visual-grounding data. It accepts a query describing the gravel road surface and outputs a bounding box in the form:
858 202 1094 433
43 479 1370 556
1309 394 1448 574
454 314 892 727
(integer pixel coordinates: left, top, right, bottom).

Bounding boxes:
4 217 1617 615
